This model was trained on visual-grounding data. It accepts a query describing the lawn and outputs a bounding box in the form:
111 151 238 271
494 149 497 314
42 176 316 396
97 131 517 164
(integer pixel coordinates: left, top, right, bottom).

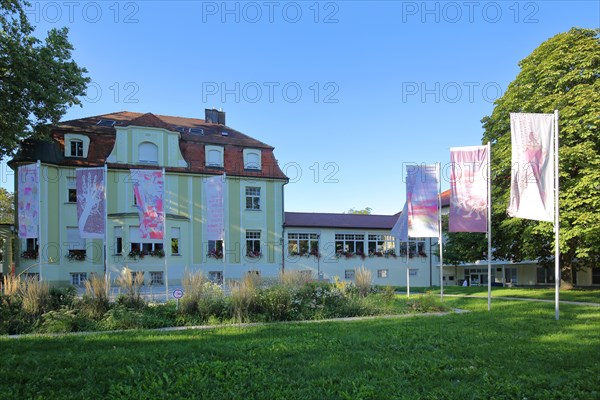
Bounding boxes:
396 286 600 303
1 297 599 400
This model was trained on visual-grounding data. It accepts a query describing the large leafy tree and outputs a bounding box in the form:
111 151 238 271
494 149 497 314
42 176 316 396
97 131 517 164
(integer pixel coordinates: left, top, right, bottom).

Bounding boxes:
0 187 13 223
0 0 89 157
480 27 600 281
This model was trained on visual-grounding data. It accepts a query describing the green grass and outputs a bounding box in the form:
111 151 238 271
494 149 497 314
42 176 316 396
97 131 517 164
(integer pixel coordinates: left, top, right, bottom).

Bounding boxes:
1 298 599 399
394 286 600 303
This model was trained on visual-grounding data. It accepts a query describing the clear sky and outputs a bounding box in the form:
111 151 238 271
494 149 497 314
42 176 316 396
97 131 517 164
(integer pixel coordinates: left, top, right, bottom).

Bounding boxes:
3 1 598 214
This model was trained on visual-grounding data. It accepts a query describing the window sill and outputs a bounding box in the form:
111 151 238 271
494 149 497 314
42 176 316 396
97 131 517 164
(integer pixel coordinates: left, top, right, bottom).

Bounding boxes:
64 202 76 205
245 208 262 212
171 254 181 257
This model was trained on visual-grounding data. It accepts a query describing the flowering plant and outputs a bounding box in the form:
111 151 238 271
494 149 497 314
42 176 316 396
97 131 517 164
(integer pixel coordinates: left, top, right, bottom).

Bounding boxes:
21 250 38 259
246 250 262 259
67 250 86 261
208 249 223 259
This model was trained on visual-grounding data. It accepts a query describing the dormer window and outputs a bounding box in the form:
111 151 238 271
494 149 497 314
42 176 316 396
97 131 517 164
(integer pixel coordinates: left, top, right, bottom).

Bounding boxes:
70 140 84 157
138 142 158 164
205 145 224 167
64 134 90 158
243 149 261 170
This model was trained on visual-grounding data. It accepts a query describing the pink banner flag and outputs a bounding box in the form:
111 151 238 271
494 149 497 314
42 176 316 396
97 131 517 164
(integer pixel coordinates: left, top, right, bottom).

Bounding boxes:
204 175 225 241
76 168 106 239
131 170 165 239
391 202 408 241
18 164 40 238
406 164 439 238
449 146 489 232
508 113 555 222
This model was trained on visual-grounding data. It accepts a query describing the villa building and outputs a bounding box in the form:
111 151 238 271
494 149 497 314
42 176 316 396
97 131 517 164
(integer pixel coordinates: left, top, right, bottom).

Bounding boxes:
7 109 287 286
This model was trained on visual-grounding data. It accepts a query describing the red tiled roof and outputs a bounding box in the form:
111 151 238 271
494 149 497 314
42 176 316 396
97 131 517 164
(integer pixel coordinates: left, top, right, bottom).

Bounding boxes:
42 111 287 179
441 189 450 207
285 212 399 230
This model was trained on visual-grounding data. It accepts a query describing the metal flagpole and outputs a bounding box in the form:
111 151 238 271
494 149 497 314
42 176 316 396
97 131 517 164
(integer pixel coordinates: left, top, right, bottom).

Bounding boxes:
487 142 492 311
437 162 443 300
554 110 560 320
222 173 227 285
37 160 42 281
104 165 108 292
406 240 410 298
163 168 169 302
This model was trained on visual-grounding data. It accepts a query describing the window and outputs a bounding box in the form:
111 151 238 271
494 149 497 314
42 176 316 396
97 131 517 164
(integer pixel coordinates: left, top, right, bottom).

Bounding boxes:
171 227 180 255
67 177 77 203
209 271 223 284
70 140 84 157
243 149 261 170
245 187 261 210
129 226 163 257
150 271 164 285
399 238 427 258
138 142 158 164
368 235 395 256
26 238 38 252
409 269 418 276
208 240 224 259
114 226 123 255
287 233 319 256
505 267 517 284
66 227 86 258
205 145 224 167
464 268 491 286
246 230 261 257
345 269 355 279
377 269 388 278
70 273 87 286
335 234 365 255
132 188 137 206
537 267 555 284
592 268 600 285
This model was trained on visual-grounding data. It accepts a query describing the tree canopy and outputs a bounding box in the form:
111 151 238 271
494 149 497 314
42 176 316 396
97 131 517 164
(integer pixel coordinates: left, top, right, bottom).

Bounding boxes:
347 207 372 215
477 28 599 279
0 0 89 157
0 187 13 224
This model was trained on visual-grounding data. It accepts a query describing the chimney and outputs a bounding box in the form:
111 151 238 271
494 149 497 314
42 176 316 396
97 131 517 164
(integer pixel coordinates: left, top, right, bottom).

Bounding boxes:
205 108 226 125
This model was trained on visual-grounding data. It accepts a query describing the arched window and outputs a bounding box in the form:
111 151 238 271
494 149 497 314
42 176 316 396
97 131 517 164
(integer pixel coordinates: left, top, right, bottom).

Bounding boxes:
138 142 158 164
205 145 224 167
243 149 261 170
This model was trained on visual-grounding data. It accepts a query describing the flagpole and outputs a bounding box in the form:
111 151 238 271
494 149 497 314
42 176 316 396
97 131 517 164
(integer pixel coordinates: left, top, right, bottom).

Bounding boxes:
554 110 560 320
437 162 443 301
163 168 169 302
104 165 108 291
37 160 42 281
487 142 492 311
406 240 410 298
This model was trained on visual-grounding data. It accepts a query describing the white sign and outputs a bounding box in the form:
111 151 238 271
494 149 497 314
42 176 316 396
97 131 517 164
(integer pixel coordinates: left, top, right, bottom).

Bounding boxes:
172 288 183 299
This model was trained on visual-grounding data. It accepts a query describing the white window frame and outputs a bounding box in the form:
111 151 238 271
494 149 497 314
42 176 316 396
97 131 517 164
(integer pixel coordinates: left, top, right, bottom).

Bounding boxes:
70 272 87 286
171 227 180 255
67 177 77 203
344 269 355 280
209 271 223 284
335 234 365 255
114 226 123 255
150 271 164 285
64 134 90 158
287 233 319 256
205 145 224 167
246 230 261 256
243 148 262 170
245 186 261 210
367 234 395 255
138 141 159 164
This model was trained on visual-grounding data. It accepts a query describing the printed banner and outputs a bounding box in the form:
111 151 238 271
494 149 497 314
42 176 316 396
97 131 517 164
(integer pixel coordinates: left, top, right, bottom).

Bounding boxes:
508 113 555 222
406 164 439 238
391 202 408 241
76 168 106 239
131 169 164 240
204 175 225 241
18 163 40 238
449 146 488 232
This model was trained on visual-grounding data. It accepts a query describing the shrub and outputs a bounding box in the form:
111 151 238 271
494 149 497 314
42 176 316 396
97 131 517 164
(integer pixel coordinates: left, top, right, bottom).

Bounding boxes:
40 308 78 333
0 295 32 335
407 292 448 313
279 270 311 288
258 285 295 321
100 305 144 331
180 270 226 321
80 274 110 319
20 277 51 316
2 275 21 296
354 265 372 297
116 268 145 309
380 285 397 302
230 276 258 322
49 286 77 310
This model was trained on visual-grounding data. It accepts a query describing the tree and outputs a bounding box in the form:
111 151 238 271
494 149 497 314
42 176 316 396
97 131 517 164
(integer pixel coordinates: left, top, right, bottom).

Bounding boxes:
0 0 90 157
441 215 487 266
0 187 14 224
347 207 372 215
480 28 600 282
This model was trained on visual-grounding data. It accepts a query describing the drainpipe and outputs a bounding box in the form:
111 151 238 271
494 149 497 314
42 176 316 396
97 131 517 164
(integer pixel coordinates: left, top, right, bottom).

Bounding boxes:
429 238 433 287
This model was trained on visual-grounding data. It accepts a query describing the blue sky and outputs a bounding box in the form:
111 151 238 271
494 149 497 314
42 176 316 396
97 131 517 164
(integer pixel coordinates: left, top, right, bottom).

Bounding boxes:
4 1 598 214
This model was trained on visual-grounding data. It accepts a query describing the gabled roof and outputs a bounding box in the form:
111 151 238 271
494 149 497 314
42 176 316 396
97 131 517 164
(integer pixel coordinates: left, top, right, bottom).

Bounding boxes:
285 212 399 230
